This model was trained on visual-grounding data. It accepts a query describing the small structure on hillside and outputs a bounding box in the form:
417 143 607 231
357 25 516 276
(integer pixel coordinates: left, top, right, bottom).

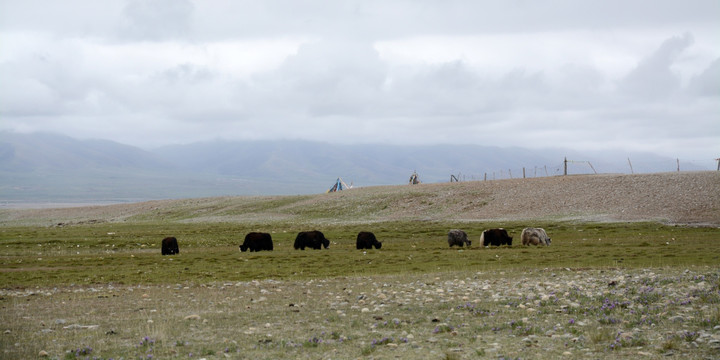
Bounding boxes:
409 171 421 185
327 177 352 193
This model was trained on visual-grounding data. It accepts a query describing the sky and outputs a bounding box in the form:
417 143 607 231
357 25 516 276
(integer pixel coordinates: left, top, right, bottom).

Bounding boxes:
1 0 719 162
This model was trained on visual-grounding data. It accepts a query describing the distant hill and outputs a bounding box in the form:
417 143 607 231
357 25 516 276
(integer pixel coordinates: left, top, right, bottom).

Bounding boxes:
0 131 710 204
0 132 169 172
2 172 718 226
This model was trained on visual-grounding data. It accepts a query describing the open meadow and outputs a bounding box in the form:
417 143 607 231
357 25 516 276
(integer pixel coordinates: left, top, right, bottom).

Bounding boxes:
1 172 719 359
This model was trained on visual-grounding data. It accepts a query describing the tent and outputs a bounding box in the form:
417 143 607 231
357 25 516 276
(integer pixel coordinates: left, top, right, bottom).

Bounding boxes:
327 177 352 193
409 171 421 185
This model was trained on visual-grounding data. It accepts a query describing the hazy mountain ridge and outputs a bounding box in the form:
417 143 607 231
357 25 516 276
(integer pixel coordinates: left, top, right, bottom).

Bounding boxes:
0 132 170 172
0 131 709 203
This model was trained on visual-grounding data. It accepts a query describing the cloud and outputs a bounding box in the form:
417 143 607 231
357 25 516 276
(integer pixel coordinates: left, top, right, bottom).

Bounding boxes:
620 33 694 99
688 58 720 97
0 1 718 161
121 0 194 40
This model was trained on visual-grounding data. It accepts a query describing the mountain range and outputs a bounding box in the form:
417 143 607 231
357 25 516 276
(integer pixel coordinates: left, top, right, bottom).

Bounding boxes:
0 131 709 204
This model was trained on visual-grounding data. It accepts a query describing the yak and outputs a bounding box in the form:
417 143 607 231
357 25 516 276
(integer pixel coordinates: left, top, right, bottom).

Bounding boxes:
161 236 179 255
447 229 471 247
240 232 273 252
480 228 512 246
356 231 382 249
521 227 551 246
294 230 330 250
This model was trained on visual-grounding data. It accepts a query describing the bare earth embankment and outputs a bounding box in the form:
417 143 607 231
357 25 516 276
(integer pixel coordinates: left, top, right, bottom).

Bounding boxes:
2 171 719 226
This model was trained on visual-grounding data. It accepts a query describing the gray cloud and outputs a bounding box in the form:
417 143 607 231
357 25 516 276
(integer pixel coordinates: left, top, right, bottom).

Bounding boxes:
0 1 718 161
121 0 194 40
688 58 720 97
620 33 694 99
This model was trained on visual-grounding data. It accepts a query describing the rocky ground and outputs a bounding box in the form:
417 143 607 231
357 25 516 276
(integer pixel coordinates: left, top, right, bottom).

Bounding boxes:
3 267 720 359
2 171 719 359
2 171 719 226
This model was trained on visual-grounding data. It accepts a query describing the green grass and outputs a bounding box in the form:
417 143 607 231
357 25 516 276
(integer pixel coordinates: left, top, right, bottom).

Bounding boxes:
1 221 718 288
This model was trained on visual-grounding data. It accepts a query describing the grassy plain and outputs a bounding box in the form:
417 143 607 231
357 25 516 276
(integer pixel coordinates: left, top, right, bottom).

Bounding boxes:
1 220 720 359
1 221 718 287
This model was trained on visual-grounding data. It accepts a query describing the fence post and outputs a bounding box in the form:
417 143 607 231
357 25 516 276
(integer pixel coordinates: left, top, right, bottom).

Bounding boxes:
564 157 568 176
628 158 634 174
716 158 719 171
523 167 526 179
484 173 487 181
677 158 680 172
588 162 597 174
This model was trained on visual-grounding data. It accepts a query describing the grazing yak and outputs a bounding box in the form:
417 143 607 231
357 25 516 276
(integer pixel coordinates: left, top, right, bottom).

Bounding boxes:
480 228 513 246
521 227 551 246
294 230 330 250
447 229 471 247
161 236 179 255
356 231 382 249
240 232 273 252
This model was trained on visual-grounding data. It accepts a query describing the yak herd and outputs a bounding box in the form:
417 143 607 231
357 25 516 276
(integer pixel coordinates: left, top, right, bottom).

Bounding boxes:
161 227 550 255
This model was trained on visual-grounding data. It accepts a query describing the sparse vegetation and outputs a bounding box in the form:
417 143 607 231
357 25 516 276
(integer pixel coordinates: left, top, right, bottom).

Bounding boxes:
1 173 719 358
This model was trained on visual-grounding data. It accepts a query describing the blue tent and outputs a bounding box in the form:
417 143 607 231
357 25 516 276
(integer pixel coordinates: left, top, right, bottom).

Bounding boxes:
327 177 352 192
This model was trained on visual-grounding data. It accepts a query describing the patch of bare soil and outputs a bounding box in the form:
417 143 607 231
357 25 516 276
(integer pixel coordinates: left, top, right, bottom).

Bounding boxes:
1 172 718 226
306 171 720 225
424 171 720 224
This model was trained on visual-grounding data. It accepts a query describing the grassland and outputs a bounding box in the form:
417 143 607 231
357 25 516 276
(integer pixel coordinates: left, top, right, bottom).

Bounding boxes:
1 172 719 359
1 221 719 288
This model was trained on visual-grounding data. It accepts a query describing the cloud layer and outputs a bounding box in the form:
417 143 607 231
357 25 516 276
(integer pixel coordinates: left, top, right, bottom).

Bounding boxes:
1 0 718 161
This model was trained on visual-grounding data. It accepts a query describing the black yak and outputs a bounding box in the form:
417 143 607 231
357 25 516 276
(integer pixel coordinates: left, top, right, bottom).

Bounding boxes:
356 231 382 249
240 232 273 252
161 236 179 255
480 228 512 246
294 230 329 250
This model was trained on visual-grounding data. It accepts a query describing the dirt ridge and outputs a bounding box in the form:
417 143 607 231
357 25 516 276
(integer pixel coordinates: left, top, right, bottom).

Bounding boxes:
1 171 718 226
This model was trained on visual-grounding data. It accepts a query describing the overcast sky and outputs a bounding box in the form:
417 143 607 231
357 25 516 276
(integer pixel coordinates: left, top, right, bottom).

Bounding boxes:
1 0 718 162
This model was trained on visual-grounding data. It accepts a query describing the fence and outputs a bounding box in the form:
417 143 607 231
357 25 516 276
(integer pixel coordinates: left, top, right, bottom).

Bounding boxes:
448 157 719 182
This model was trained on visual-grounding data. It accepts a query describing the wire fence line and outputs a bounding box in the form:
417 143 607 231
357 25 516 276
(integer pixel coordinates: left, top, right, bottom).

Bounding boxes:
449 157 719 182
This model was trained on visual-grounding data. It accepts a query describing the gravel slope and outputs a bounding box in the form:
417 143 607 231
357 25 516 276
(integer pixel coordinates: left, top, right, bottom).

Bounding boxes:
1 172 718 226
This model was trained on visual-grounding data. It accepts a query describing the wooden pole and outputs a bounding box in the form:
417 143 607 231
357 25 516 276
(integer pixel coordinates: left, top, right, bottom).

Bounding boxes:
677 158 680 172
544 165 548 177
716 158 720 171
509 169 512 179
523 167 526 179
628 158 634 174
484 173 487 181
564 157 568 176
